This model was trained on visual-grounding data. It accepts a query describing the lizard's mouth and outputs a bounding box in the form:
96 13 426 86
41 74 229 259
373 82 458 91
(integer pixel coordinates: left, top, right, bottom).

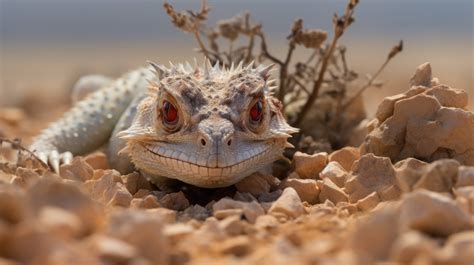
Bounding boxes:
131 142 278 188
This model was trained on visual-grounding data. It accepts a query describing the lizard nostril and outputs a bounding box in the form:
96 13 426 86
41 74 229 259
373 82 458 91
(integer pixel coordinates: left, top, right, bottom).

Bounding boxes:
201 139 207 146
227 139 232 146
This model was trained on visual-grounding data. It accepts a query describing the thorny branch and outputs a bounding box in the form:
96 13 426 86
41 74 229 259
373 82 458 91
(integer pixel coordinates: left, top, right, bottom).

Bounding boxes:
341 40 403 112
164 0 402 148
293 0 358 127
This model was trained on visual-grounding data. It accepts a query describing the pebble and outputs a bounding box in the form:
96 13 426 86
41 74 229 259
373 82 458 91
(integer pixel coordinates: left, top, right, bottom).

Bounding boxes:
455 166 474 188
319 161 348 188
317 178 348 204
268 188 305 219
328 147 360 171
59 157 94 181
399 190 473 236
279 178 320 204
159 191 190 211
292 151 328 179
212 198 264 224
345 154 396 203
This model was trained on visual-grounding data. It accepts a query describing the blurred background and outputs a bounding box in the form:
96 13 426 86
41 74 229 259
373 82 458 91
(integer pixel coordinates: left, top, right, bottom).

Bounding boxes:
1 0 473 114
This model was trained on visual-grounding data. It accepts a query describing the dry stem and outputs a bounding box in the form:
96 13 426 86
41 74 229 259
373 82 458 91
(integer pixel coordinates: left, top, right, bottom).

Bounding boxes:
0 138 52 171
293 1 357 127
341 40 403 111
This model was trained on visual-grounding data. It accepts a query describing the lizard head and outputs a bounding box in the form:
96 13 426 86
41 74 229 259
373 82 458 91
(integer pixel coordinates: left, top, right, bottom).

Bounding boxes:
119 60 298 188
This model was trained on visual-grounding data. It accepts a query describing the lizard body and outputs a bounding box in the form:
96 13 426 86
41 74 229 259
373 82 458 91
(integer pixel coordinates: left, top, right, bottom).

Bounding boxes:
31 61 298 188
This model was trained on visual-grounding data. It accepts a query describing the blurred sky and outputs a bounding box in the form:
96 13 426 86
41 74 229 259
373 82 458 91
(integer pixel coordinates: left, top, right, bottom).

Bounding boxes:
2 0 472 43
0 0 472 109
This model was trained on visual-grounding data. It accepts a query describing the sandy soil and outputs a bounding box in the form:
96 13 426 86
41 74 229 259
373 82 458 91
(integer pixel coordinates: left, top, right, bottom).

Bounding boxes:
0 60 473 264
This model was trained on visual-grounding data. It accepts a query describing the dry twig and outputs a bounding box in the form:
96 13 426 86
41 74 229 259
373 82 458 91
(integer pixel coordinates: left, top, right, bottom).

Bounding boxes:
0 138 52 171
293 0 358 127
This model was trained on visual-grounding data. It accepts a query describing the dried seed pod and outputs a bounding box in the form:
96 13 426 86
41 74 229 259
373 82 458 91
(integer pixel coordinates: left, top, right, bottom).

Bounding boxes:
294 29 328 49
218 16 243 41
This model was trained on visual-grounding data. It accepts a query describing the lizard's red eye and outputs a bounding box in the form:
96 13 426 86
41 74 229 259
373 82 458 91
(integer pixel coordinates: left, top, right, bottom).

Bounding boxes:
162 100 178 124
249 99 263 122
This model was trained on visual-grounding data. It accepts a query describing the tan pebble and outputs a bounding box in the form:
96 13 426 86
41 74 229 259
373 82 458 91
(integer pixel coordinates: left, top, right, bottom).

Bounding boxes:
59 157 94 181
328 147 360 172
455 166 474 188
84 170 132 207
9 176 26 188
38 206 82 239
437 231 474 264
413 159 459 193
394 158 428 192
86 235 137 264
356 192 380 212
146 208 177 224
130 198 144 209
235 172 276 197
84 152 109 170
426 85 468 109
29 178 104 233
345 154 396 203
317 178 348 204
215 235 251 256
0 108 25 125
453 186 474 214
14 167 40 187
319 161 348 188
122 172 152 195
106 210 168 264
399 190 473 237
378 185 401 201
375 94 407 122
91 169 106 180
336 202 358 215
212 198 264 224
409 62 432 87
133 189 152 198
218 215 246 236
214 209 244 220
130 195 160 209
388 231 437 264
0 186 29 223
293 151 328 179
5 222 98 264
142 195 160 208
254 214 279 229
108 188 133 207
159 191 189 211
350 204 400 262
287 172 300 179
197 217 225 240
163 223 194 243
268 187 305 219
279 178 320 204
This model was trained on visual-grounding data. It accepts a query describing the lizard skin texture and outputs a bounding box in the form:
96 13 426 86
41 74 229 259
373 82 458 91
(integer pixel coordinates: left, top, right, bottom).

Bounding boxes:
30 60 298 188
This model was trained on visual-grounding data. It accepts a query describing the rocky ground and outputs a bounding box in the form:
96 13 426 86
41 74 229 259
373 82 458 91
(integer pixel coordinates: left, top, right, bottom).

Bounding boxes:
0 63 473 265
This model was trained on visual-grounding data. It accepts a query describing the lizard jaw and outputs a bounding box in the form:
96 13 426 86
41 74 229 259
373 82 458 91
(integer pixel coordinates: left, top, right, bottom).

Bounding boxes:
127 141 284 188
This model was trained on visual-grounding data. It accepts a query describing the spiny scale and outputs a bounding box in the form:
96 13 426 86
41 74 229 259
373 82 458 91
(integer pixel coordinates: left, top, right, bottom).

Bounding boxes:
147 59 271 81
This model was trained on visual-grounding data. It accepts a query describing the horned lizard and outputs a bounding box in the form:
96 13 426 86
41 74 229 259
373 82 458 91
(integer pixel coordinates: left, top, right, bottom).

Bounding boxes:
30 60 298 188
